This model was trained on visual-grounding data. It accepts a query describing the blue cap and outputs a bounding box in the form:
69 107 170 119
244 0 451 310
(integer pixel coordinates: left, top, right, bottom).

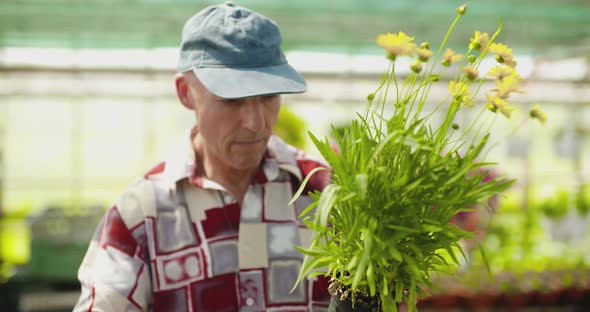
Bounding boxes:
177 1 306 99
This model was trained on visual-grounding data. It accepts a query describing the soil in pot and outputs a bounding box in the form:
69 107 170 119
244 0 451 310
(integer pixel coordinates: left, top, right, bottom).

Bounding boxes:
329 294 380 312
328 281 381 312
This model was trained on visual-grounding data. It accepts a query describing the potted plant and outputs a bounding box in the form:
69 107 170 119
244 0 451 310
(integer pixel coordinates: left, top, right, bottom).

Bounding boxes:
290 4 546 312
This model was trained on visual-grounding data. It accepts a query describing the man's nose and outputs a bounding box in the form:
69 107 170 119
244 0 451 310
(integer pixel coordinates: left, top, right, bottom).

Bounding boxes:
240 97 265 132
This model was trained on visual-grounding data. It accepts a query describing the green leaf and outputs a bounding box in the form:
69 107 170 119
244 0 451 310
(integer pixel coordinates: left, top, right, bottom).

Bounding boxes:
352 235 373 290
382 295 397 312
297 201 318 219
346 255 360 271
293 245 325 257
388 246 404 262
367 264 376 296
288 166 330 206
382 271 389 295
395 280 404 303
292 254 332 292
385 224 420 233
422 224 443 233
477 241 493 281
356 173 368 200
444 245 460 265
317 184 340 226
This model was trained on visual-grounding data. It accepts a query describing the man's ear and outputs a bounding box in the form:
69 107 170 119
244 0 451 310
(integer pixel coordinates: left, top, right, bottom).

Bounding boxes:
175 73 194 110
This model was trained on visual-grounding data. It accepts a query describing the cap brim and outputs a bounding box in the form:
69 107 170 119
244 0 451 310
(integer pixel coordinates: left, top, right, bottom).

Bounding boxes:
192 63 306 99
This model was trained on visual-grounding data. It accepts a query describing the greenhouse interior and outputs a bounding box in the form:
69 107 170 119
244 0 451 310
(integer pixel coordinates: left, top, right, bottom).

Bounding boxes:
0 0 589 311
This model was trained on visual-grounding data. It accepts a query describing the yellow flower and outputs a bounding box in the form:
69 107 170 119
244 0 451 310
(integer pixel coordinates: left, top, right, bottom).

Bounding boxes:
417 48 433 62
499 105 514 119
487 65 520 81
486 94 513 118
463 66 478 80
493 75 522 99
442 48 463 66
490 43 512 59
529 104 547 125
376 32 418 58
449 80 470 99
503 58 517 68
486 94 505 111
469 31 490 52
490 43 517 68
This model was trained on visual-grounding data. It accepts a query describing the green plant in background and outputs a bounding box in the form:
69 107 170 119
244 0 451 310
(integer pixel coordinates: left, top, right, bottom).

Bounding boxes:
0 205 33 282
538 190 570 220
273 105 307 150
291 4 545 312
575 184 589 216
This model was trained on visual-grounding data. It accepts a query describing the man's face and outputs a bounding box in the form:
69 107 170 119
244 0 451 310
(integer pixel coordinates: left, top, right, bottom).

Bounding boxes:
189 78 280 171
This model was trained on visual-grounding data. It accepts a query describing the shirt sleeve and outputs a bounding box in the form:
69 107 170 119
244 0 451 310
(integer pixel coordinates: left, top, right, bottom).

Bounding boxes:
73 205 152 312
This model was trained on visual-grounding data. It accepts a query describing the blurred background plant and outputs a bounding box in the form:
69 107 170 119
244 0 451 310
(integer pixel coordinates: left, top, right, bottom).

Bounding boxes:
273 105 308 150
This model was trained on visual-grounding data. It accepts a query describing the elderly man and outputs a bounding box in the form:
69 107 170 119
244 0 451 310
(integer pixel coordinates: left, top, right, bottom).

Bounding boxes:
73 2 332 311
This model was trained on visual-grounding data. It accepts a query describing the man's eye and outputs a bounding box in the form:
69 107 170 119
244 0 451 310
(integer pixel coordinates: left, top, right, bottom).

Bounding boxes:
221 98 244 105
263 95 278 100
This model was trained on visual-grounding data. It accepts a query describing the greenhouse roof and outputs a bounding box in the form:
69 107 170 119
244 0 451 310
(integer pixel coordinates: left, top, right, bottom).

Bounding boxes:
1 0 589 58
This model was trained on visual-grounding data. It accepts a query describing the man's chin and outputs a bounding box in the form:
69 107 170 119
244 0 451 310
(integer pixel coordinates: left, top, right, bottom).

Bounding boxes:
230 154 265 171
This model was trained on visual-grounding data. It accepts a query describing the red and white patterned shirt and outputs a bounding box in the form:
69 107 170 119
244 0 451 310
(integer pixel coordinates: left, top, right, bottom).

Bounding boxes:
74 134 332 312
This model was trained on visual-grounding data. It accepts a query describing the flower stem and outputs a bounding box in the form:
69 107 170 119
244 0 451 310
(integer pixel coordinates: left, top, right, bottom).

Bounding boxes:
377 61 396 136
428 13 463 77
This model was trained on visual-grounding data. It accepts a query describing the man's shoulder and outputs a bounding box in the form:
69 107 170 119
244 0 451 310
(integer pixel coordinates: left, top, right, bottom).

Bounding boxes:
114 173 160 231
268 135 328 167
268 135 331 192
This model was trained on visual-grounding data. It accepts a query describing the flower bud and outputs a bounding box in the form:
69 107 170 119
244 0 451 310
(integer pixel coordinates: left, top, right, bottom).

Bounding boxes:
417 48 433 62
442 59 451 67
468 55 477 63
457 4 467 15
463 66 478 81
431 75 441 82
420 42 430 49
529 104 547 125
452 123 460 130
411 60 423 73
367 93 375 101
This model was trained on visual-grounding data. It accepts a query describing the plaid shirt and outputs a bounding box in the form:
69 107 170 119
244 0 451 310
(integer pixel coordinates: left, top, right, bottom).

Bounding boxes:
74 134 332 312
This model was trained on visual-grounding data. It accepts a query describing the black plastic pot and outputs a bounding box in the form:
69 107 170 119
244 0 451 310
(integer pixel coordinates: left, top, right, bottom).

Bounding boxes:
328 295 379 312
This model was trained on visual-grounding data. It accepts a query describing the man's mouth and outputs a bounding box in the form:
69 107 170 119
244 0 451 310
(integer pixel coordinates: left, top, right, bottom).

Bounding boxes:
234 138 265 146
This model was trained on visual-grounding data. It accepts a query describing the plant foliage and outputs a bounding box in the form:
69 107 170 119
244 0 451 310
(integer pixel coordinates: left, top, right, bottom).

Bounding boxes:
289 4 543 312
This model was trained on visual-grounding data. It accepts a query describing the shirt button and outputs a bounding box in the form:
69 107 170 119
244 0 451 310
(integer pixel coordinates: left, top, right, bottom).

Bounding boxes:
223 194 233 203
246 298 254 306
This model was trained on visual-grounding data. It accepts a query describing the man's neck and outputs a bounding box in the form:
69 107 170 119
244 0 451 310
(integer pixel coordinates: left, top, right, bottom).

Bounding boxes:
193 135 259 205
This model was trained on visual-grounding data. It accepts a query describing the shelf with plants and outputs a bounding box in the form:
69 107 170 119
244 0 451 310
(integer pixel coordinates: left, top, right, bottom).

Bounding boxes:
417 188 590 309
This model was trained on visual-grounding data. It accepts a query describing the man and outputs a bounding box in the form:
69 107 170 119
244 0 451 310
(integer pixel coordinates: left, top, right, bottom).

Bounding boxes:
73 2 332 311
